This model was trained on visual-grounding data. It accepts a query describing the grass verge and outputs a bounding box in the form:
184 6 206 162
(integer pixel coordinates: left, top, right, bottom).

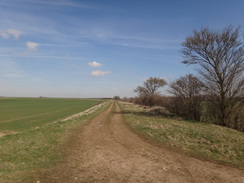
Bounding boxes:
119 102 244 169
0 101 110 183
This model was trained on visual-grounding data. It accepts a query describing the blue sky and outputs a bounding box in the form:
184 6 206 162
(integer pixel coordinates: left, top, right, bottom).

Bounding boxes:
0 0 243 98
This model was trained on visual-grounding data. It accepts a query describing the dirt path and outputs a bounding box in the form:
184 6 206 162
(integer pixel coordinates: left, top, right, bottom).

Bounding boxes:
39 102 244 183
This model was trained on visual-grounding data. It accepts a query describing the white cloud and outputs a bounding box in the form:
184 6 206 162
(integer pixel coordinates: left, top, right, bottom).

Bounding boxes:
88 61 102 67
7 29 23 39
90 70 111 76
0 31 9 39
26 41 39 51
0 29 23 39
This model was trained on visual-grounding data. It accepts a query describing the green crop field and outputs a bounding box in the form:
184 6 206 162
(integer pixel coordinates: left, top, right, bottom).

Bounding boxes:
0 98 110 183
0 97 103 132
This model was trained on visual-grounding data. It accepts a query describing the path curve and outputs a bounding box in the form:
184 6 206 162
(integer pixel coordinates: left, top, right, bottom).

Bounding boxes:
39 102 244 183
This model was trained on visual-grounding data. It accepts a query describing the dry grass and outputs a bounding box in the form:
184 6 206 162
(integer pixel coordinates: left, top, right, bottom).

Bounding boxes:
119 102 244 169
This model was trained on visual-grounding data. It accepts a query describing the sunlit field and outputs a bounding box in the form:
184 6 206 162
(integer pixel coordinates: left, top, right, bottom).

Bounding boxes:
0 97 103 132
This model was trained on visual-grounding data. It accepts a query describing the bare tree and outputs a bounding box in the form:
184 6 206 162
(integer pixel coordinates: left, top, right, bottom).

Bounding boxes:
182 26 244 127
134 77 167 97
168 74 204 120
113 96 120 100
134 77 167 106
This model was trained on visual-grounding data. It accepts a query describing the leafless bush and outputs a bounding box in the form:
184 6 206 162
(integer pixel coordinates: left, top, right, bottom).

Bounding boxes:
149 106 173 117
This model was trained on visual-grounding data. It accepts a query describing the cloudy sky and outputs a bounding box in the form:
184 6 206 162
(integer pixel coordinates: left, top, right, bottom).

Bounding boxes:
0 0 243 98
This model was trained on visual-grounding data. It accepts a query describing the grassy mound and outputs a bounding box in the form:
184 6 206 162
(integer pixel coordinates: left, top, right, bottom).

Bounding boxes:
119 102 244 169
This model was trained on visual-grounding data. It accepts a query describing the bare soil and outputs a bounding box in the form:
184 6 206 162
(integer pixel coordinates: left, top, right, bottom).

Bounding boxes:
37 102 244 183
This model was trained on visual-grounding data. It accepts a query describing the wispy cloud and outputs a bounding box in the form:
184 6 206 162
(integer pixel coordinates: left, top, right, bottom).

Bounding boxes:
0 32 10 39
0 2 179 51
78 28 181 50
0 29 23 39
26 41 39 51
88 61 102 67
0 61 25 78
0 54 85 61
90 70 111 76
0 0 99 10
21 0 99 9
114 35 181 49
7 29 23 39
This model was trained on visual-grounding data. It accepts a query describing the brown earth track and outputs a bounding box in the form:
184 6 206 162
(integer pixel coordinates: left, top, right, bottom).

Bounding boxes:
38 102 244 183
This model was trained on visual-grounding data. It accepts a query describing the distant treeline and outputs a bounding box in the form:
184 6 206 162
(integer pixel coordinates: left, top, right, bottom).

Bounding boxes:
121 94 244 132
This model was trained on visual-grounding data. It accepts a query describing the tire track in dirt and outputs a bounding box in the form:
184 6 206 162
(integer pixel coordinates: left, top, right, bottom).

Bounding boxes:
38 102 244 183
